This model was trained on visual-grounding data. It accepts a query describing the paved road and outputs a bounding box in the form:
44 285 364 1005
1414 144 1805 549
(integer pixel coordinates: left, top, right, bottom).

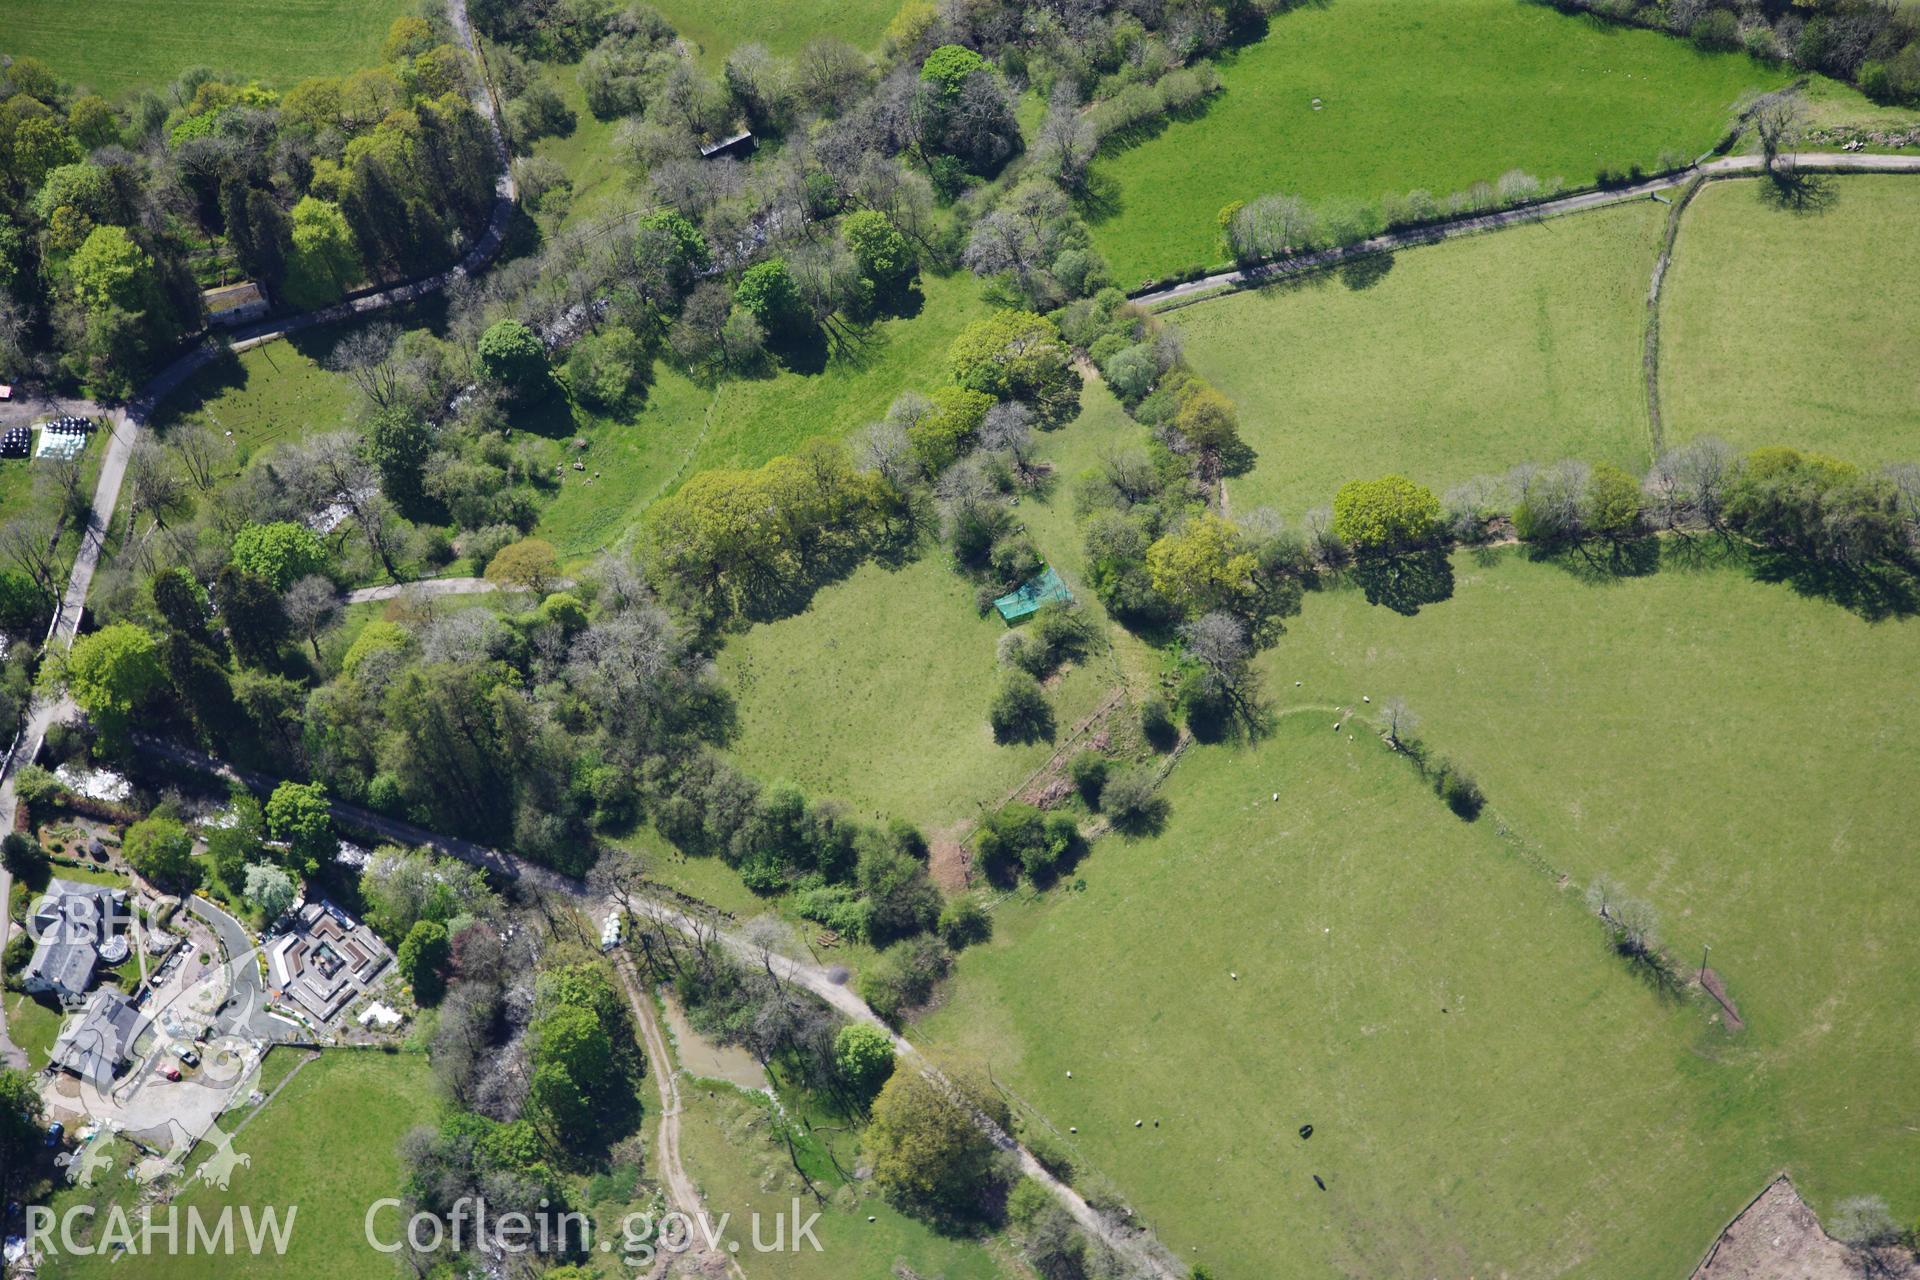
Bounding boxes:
32 0 516 652
0 0 515 1078
184 896 283 1043
0 393 101 428
1135 152 1920 309
344 576 500 605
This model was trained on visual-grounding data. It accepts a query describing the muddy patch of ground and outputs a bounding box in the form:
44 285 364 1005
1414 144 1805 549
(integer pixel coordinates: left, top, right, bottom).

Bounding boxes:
1695 1178 1920 1280
1700 966 1745 1032
658 989 769 1093
928 823 974 892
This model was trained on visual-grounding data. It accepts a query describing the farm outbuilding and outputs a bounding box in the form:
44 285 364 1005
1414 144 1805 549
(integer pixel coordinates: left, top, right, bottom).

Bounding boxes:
993 566 1073 622
699 129 755 160
202 281 269 327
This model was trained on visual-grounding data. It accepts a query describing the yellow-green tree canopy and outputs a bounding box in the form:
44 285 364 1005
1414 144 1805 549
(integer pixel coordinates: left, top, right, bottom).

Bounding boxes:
284 196 360 308
645 440 885 621
1332 474 1441 553
342 620 413 678
485 538 561 594
230 520 327 591
69 225 155 314
123 816 197 888
1146 513 1256 617
66 622 163 740
864 1063 1008 1223
908 386 994 472
947 310 1082 426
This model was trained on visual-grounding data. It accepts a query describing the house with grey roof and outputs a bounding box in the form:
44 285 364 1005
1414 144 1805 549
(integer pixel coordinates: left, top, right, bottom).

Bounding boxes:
22 879 130 1009
49 989 143 1091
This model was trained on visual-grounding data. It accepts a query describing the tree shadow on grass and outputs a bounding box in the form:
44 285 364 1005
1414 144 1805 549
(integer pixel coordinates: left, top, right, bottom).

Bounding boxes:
1244 262 1338 300
1218 435 1259 478
510 385 581 439
1757 169 1837 215
147 352 247 433
1338 251 1394 291
1348 549 1455 615
1746 549 1920 621
770 325 830 377
1073 169 1124 226
1530 535 1662 584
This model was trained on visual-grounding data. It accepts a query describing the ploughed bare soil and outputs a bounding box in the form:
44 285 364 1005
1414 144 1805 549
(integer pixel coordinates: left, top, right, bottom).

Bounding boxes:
1695 1178 1920 1280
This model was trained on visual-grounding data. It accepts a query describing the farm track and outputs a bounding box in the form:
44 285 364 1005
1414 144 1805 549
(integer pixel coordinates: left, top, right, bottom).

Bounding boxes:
611 950 748 1280
127 734 1187 1277
1135 153 1920 312
2 46 1914 1260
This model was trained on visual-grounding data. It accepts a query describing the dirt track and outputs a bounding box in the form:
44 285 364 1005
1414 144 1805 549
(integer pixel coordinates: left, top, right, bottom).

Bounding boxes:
612 952 745 1280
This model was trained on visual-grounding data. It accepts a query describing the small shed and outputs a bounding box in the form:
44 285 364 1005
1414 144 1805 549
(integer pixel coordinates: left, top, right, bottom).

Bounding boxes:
993 566 1073 622
202 281 270 327
698 129 755 161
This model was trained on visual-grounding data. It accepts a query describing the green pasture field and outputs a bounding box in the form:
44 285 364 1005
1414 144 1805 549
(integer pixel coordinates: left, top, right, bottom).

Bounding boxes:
716 549 1115 832
0 434 108 587
526 63 631 231
0 0 413 96
653 0 898 68
148 336 360 464
1173 199 1661 516
1089 0 1785 287
4 990 64 1071
44 1049 439 1280
1661 176 1920 464
919 710 1767 1279
1268 545 1920 1233
537 270 991 560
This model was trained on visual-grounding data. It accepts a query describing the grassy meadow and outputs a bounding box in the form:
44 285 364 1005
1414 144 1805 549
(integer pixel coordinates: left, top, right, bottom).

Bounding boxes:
716 549 1116 831
1661 176 1920 464
920 712 1768 1279
653 0 898 68
149 336 360 462
0 0 412 95
1173 199 1662 516
526 64 632 231
4 990 64 1071
1088 0 1785 286
44 1049 439 1280
1270 545 1920 1228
